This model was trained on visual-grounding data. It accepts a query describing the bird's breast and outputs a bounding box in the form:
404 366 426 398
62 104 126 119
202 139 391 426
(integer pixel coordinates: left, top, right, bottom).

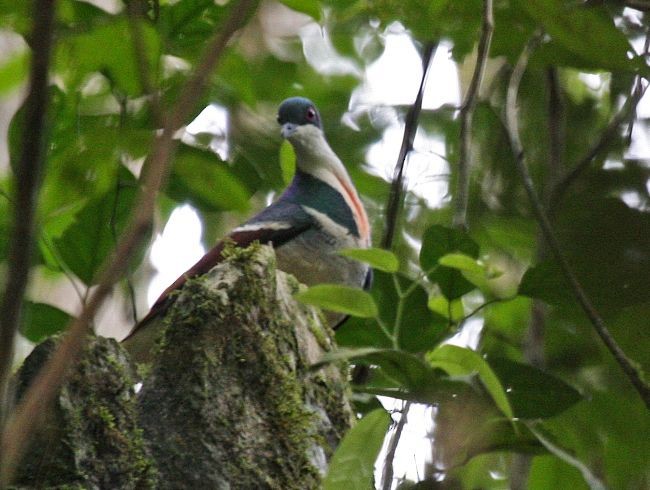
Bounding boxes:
275 227 368 290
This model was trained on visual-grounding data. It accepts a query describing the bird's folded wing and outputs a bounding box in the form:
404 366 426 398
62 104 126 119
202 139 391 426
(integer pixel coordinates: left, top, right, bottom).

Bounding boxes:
124 203 314 340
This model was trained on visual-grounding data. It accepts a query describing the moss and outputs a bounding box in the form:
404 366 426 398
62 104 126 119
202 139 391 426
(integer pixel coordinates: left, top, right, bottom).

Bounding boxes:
13 336 158 489
13 244 351 489
137 244 350 488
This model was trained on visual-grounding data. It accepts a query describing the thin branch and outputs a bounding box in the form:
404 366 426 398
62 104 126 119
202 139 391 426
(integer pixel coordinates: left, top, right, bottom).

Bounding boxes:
549 82 648 214
381 401 411 490
458 296 513 325
0 1 257 484
0 0 57 429
126 0 162 125
625 0 650 11
453 0 494 231
505 33 650 409
381 42 437 250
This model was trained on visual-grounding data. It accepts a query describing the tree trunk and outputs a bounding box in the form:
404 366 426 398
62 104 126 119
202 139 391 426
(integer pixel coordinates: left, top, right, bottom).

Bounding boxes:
12 244 353 489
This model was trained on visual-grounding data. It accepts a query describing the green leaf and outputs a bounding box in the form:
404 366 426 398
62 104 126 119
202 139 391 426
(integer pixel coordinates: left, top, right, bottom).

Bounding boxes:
279 0 322 21
296 284 378 318
335 316 394 350
279 140 295 185
21 302 73 343
438 252 503 293
315 348 473 403
314 347 437 391
427 345 514 420
420 224 480 300
427 295 464 322
528 424 607 490
59 18 161 96
339 247 399 273
0 51 29 95
519 261 573 306
438 252 485 275
167 145 250 212
370 271 446 353
518 0 644 74
323 408 390 490
54 167 141 284
159 0 229 59
488 357 582 419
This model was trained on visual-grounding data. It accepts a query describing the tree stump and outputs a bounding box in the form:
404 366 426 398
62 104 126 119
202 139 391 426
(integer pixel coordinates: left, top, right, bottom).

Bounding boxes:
12 244 353 489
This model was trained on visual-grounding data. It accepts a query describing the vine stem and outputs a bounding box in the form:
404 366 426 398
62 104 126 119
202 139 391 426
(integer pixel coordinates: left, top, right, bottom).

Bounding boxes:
381 42 437 250
453 0 494 230
0 0 57 435
0 1 257 485
505 32 650 410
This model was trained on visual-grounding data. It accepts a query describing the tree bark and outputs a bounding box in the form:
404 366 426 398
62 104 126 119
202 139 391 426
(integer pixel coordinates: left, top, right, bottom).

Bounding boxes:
11 244 353 489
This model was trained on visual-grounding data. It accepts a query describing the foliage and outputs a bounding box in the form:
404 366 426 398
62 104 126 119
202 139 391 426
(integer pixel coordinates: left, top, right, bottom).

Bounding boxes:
1 0 649 489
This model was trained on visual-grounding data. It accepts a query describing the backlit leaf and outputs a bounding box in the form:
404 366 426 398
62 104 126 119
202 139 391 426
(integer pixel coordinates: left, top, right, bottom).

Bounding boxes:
296 284 378 318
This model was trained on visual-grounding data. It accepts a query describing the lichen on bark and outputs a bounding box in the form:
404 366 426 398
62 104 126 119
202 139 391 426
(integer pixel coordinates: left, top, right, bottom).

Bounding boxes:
138 243 354 489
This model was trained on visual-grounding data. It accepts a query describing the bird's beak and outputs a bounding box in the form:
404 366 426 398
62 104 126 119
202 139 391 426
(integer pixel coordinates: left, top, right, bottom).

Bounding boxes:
281 122 297 139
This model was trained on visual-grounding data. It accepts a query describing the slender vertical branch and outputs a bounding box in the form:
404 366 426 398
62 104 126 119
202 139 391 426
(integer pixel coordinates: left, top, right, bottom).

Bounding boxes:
505 33 650 410
381 401 411 490
126 0 163 126
381 42 437 250
0 1 257 485
453 0 494 231
0 0 57 430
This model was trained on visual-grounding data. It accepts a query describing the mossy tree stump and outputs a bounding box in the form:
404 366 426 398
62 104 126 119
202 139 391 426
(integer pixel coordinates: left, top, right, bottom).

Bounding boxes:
12 244 354 489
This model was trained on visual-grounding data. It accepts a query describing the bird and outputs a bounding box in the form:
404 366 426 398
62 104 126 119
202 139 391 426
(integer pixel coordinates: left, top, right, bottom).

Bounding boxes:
122 97 371 363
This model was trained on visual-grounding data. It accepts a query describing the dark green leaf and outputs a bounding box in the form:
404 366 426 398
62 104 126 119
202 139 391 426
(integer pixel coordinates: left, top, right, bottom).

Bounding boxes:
371 270 446 353
420 224 480 299
54 168 141 284
21 302 73 342
488 357 582 419
59 18 160 96
528 424 606 490
518 261 573 306
323 408 390 490
315 347 436 391
428 345 514 420
279 0 322 21
518 0 644 74
167 145 250 212
159 0 229 59
335 316 394 350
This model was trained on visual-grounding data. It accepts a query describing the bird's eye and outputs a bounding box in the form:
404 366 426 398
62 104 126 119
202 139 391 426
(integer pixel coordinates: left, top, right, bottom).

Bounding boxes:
306 107 316 120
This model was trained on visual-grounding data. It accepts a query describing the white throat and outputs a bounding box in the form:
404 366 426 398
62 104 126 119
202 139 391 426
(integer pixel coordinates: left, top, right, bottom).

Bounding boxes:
287 125 370 244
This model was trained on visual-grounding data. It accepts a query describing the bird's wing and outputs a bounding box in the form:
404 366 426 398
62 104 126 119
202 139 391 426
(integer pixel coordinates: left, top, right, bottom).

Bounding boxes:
124 202 314 339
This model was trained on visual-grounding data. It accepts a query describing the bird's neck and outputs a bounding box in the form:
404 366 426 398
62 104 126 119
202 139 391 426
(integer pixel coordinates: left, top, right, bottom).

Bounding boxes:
289 129 370 244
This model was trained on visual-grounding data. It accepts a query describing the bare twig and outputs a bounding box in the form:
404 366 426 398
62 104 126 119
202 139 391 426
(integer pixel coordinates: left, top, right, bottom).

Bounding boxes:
550 29 650 214
505 33 650 409
0 0 56 430
381 401 411 490
549 82 648 214
381 42 437 249
0 1 256 484
453 0 494 231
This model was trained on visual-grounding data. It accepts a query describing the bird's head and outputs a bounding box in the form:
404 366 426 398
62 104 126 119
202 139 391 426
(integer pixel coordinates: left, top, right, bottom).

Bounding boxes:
276 96 338 174
277 97 323 137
